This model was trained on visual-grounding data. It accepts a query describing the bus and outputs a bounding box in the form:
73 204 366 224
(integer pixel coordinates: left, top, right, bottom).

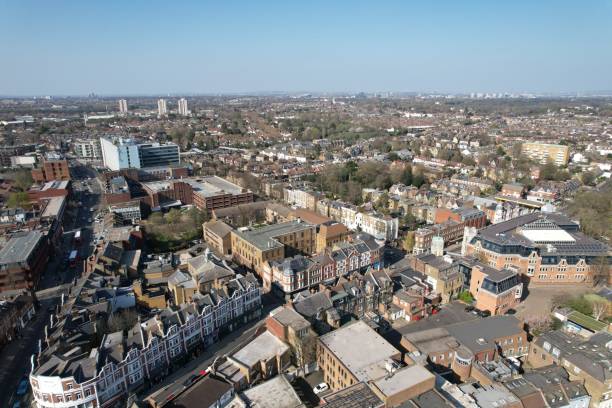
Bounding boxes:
74 230 82 246
69 250 79 268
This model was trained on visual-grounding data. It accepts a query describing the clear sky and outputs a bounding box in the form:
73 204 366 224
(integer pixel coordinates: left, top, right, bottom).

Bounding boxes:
2 0 611 96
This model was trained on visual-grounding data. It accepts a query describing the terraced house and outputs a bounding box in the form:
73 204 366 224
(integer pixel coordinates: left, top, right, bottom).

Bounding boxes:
29 273 261 408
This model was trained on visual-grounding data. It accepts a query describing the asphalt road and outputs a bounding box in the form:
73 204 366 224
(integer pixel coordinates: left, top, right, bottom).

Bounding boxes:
0 163 101 408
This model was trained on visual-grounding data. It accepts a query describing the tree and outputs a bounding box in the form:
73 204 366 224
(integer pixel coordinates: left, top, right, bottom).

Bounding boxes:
375 192 390 212
14 170 33 191
402 231 415 252
540 160 558 181
412 172 425 188
401 165 413 186
581 171 596 186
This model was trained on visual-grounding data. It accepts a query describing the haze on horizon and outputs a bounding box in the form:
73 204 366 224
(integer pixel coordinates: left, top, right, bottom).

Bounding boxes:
1 0 611 96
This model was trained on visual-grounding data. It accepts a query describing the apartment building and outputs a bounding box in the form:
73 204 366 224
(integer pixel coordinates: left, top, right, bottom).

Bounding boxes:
283 187 320 211
231 221 316 276
100 136 180 171
74 139 102 160
528 331 612 407
0 230 49 293
465 212 610 285
521 142 570 166
31 156 71 182
30 274 261 408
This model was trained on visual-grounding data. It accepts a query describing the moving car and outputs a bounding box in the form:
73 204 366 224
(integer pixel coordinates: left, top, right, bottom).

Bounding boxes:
313 382 329 395
16 378 28 396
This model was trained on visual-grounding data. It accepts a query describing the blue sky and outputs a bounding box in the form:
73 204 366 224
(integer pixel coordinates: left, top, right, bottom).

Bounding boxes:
1 0 611 95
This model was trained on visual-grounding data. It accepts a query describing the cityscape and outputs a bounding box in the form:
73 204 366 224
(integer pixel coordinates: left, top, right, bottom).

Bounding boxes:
0 2 611 408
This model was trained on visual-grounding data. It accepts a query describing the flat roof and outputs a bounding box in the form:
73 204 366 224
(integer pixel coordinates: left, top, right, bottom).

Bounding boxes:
371 364 434 397
231 331 289 368
41 196 66 218
240 375 303 408
142 176 248 198
319 320 399 383
232 221 314 251
0 230 43 265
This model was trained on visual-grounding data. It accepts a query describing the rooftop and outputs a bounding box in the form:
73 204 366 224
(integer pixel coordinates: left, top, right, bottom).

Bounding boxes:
239 375 303 408
319 320 400 383
371 364 434 398
0 230 44 265
143 176 248 198
231 331 289 368
232 221 314 251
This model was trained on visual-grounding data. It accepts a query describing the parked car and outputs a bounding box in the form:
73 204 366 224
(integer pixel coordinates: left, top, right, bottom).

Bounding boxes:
313 382 329 395
478 309 491 318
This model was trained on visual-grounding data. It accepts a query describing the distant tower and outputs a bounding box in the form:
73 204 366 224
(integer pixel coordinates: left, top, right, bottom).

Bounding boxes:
461 227 478 256
177 98 189 116
431 236 444 257
118 99 128 115
157 98 168 117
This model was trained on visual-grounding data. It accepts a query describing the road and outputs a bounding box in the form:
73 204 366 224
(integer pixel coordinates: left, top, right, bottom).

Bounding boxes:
143 301 280 407
0 162 102 408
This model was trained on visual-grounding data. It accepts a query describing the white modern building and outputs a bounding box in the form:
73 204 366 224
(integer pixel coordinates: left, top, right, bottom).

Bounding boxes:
157 98 167 117
118 99 128 114
74 139 102 160
99 137 180 171
177 98 189 116
99 137 141 171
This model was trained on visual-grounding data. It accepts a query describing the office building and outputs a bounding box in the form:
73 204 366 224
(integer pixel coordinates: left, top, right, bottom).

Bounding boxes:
231 221 316 275
465 212 610 285
177 97 189 116
138 142 180 167
99 137 180 171
157 98 167 117
118 99 128 114
521 142 570 166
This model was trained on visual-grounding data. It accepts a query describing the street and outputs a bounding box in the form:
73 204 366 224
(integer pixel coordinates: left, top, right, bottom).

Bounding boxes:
0 163 102 408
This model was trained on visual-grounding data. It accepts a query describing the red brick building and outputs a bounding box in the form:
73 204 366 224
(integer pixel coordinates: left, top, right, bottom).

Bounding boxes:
31 159 70 182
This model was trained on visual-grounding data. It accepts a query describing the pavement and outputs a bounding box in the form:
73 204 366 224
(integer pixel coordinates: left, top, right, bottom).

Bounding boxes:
0 163 101 408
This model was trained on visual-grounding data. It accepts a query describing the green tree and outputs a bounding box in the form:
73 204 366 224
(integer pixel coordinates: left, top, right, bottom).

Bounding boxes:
402 231 415 252
401 165 413 186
